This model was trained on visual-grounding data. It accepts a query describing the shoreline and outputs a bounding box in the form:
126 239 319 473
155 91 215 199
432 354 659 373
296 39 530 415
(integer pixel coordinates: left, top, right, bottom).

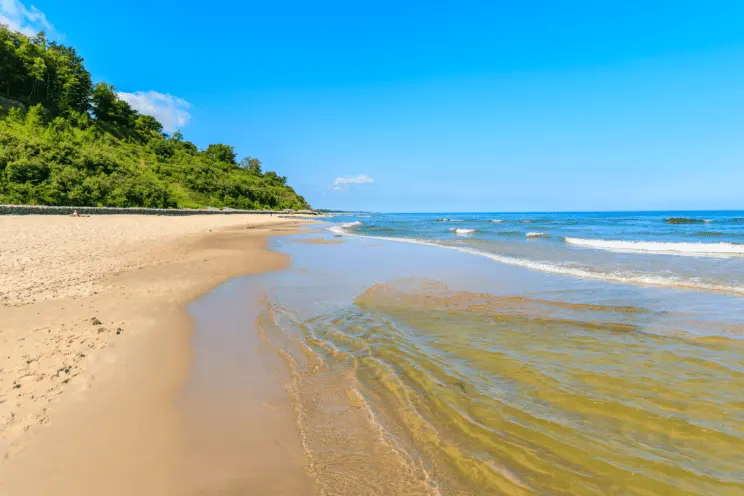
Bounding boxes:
0 204 320 217
0 214 312 495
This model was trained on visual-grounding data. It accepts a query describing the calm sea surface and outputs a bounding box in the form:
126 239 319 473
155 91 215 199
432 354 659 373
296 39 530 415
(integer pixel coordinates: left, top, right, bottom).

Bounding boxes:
250 211 744 495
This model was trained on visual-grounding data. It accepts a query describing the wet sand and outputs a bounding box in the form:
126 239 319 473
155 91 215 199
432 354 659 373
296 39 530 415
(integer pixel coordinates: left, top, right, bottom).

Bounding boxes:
0 214 315 496
181 281 316 495
292 237 345 245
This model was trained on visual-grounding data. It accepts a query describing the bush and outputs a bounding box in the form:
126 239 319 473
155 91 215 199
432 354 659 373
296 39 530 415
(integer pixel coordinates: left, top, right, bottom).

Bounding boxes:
6 157 50 184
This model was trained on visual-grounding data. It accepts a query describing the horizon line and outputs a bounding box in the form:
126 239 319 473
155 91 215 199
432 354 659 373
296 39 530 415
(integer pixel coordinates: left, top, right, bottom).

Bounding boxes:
317 208 744 215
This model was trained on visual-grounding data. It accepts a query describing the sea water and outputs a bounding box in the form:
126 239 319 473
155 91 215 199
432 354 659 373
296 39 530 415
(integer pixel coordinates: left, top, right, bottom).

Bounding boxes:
247 212 744 495
328 211 744 294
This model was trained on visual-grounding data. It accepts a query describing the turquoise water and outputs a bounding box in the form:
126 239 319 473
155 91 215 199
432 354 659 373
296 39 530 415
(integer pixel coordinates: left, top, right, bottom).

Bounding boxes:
327 211 744 294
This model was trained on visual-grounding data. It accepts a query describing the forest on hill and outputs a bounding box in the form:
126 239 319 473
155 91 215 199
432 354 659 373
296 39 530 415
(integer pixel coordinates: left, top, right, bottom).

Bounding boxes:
0 26 310 210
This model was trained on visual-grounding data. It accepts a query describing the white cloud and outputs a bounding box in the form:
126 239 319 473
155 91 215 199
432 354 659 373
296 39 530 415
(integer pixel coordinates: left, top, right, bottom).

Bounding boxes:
0 0 56 38
0 2 191 134
117 90 192 133
332 174 374 190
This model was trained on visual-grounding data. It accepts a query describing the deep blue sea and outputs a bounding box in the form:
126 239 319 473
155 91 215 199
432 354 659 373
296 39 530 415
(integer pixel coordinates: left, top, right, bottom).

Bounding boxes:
326 211 744 294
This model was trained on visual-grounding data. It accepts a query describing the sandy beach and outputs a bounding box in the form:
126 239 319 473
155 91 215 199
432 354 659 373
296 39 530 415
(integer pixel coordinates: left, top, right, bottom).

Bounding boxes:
3 213 743 495
0 214 313 496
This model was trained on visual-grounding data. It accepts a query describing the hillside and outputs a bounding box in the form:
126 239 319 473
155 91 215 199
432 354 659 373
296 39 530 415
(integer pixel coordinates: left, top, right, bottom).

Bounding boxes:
0 26 310 210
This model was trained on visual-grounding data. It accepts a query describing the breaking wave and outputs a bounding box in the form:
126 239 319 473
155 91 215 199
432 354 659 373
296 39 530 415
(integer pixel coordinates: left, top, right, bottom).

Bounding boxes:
329 221 363 235
326 226 744 294
450 228 476 235
565 237 744 257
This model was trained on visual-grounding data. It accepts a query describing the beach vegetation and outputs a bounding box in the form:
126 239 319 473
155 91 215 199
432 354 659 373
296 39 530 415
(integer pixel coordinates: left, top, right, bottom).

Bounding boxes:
0 25 309 210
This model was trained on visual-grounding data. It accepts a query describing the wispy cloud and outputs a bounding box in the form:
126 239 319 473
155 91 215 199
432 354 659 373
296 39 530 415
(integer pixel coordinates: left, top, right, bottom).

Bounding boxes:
117 91 192 133
0 0 56 38
332 174 374 190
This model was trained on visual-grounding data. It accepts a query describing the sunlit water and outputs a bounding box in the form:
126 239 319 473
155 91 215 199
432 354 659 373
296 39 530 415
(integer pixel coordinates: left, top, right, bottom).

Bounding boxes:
328 211 744 294
246 220 744 495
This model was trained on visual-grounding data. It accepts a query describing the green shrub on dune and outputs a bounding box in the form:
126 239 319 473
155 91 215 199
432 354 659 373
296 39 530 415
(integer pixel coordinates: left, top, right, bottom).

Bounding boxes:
0 26 309 210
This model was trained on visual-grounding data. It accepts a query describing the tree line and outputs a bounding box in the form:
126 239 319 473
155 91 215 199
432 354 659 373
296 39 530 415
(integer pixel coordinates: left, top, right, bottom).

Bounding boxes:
0 25 310 210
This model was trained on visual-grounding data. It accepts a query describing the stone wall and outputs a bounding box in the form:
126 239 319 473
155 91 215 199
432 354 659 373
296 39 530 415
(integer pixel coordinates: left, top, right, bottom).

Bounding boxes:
0 204 291 216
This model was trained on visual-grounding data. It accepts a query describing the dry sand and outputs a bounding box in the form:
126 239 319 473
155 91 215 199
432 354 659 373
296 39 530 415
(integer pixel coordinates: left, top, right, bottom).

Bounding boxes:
0 214 316 495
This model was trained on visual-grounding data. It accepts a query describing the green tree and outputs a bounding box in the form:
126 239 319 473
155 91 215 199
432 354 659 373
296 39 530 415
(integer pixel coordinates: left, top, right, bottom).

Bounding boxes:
264 171 287 185
205 143 236 165
91 83 134 126
239 157 262 174
135 114 164 137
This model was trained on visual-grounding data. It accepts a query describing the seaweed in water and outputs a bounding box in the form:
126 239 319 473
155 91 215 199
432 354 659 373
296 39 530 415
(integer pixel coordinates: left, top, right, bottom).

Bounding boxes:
664 217 705 224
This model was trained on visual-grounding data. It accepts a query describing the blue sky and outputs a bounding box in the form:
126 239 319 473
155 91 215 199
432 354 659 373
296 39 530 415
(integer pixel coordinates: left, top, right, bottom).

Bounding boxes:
4 1 744 212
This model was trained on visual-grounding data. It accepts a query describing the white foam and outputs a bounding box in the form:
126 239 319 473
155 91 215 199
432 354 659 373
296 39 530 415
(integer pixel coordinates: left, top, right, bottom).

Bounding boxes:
326 227 744 294
526 232 548 238
342 221 363 228
565 237 744 257
488 219 503 223
436 218 463 222
450 228 476 235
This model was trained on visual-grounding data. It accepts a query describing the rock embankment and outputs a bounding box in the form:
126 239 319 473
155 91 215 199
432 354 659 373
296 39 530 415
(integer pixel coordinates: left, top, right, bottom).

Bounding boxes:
0 204 306 216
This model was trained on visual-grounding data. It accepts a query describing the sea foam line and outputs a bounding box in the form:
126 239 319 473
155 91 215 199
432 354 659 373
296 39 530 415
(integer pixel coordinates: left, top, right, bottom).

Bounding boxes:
327 226 744 294
565 237 744 257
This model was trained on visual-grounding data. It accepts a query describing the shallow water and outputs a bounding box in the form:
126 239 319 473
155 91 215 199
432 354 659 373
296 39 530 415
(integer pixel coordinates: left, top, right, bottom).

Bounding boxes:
247 233 744 495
